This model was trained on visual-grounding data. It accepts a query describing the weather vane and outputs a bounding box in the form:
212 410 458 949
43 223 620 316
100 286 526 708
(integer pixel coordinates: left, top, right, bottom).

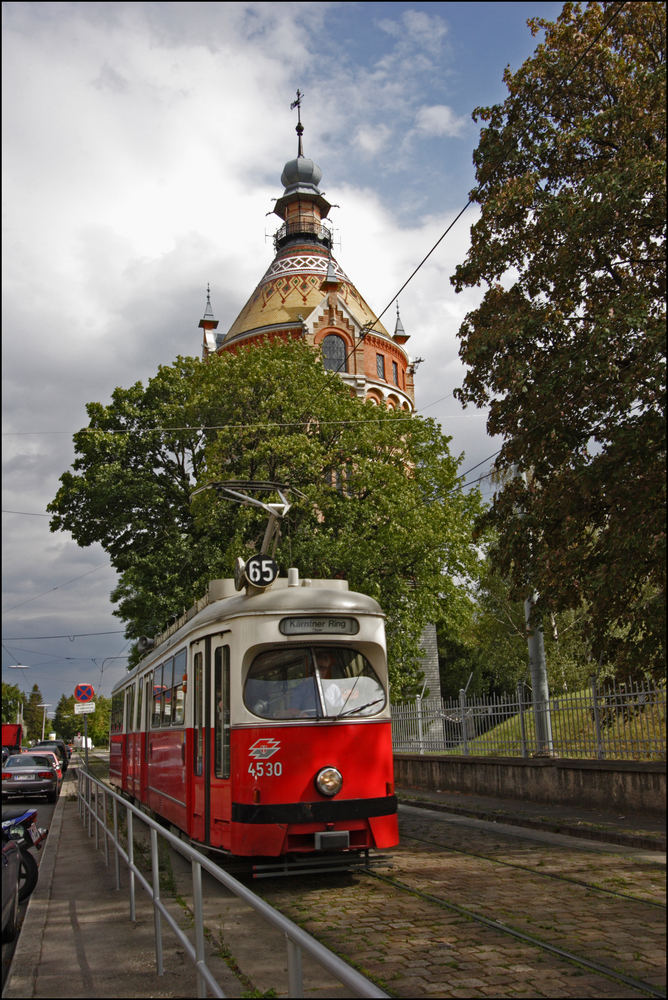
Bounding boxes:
290 89 304 156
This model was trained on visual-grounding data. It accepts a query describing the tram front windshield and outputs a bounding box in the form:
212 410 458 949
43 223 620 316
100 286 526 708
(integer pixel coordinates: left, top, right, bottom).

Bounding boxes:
245 646 386 720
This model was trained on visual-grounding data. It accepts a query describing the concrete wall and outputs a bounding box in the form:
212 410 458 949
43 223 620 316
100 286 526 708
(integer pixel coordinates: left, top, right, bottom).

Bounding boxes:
394 754 666 817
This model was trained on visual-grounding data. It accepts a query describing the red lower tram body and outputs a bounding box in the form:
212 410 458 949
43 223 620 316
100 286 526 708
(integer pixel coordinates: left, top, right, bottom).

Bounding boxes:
110 720 397 857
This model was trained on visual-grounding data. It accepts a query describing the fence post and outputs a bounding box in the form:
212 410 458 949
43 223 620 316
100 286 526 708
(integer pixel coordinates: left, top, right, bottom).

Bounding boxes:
459 688 469 755
517 682 528 759
113 795 121 889
127 807 136 922
286 934 304 998
102 787 109 867
590 675 604 760
87 772 93 838
150 826 164 976
192 858 207 999
416 694 424 755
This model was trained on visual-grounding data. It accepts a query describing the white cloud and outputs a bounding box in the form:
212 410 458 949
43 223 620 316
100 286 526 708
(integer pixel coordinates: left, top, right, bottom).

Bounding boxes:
414 104 467 138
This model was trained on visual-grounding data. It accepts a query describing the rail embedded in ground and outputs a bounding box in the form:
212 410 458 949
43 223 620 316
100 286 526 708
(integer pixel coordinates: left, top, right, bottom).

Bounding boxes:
76 770 387 999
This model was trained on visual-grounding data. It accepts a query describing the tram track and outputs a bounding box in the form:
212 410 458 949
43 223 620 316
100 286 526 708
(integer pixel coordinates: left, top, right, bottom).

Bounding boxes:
363 867 666 999
398 828 666 911
335 806 665 998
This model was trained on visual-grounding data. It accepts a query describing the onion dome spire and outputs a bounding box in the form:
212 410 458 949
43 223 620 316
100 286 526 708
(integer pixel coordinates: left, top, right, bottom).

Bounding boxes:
274 90 331 226
199 283 219 356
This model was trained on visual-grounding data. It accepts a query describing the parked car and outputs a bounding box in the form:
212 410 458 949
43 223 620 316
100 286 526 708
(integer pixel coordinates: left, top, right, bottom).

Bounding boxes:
23 749 62 786
31 741 68 772
1 827 21 941
1 754 60 803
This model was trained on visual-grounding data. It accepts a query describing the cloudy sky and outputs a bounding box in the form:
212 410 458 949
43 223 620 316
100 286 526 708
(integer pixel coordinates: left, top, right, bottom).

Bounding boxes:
2 1 562 717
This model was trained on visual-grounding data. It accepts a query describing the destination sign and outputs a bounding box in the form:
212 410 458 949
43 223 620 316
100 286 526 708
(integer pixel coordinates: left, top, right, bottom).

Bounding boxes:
279 616 359 636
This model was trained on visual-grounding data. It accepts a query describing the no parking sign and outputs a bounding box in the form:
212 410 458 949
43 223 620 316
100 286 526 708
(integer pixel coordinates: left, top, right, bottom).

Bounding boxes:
74 683 95 702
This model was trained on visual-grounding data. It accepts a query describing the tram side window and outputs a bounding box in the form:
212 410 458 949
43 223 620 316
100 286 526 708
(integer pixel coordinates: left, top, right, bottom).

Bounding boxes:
136 679 143 733
125 685 135 733
193 651 203 776
172 649 186 726
214 645 231 779
152 665 163 728
111 692 124 733
161 658 174 725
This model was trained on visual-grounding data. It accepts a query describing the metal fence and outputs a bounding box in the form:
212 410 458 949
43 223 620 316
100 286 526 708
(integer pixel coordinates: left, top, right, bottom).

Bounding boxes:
391 677 666 760
76 770 387 999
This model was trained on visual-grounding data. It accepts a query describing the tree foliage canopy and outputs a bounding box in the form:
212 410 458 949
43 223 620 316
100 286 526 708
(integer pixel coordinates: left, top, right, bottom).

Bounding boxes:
1 683 25 725
451 2 666 676
49 339 483 694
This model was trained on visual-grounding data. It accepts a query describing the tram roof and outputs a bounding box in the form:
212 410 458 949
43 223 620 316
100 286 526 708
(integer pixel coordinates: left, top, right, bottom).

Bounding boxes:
112 577 384 690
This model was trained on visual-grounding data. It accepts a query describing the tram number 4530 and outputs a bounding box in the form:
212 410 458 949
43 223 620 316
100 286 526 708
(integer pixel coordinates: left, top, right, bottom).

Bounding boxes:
248 761 283 778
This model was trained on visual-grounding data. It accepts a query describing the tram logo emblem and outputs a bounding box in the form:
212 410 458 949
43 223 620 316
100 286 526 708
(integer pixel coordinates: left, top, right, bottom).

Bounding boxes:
248 738 281 760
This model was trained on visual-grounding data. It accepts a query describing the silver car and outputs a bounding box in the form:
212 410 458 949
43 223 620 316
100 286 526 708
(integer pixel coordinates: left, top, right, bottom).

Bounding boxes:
1 754 59 803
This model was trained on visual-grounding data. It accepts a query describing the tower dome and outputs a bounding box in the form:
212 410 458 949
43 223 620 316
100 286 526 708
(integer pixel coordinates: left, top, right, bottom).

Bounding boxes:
280 156 323 192
205 92 415 414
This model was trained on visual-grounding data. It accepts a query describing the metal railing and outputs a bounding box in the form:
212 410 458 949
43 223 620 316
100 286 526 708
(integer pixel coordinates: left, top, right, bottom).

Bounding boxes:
391 677 666 760
76 770 387 998
273 218 332 249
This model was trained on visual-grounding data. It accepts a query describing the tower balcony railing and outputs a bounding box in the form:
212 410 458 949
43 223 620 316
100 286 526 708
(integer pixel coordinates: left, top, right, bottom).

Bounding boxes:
274 218 333 250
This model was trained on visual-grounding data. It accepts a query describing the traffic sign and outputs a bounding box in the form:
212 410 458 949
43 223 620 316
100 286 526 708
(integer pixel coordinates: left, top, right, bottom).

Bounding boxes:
74 683 95 702
74 702 95 715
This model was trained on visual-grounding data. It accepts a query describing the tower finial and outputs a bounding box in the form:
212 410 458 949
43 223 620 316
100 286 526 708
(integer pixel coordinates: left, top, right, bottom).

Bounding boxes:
393 299 409 344
290 89 304 157
199 283 219 358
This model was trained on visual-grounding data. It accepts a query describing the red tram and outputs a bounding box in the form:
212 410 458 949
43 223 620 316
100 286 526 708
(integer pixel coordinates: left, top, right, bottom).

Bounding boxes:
109 564 398 868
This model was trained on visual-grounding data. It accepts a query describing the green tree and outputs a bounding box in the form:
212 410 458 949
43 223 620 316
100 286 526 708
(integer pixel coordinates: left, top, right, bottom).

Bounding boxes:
49 339 483 695
438 558 601 699
23 684 45 743
451 2 666 678
54 694 77 742
1 683 25 725
86 696 111 747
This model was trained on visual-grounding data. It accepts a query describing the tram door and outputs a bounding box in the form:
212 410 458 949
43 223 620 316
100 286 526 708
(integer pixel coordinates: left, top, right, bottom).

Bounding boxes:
190 634 232 847
210 638 232 850
190 639 208 844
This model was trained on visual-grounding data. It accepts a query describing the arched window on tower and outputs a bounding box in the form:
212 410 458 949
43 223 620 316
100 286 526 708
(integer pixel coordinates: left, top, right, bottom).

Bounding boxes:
322 334 347 373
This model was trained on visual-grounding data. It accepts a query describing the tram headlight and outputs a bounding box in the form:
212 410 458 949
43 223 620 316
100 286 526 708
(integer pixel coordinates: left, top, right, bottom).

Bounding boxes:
315 766 343 797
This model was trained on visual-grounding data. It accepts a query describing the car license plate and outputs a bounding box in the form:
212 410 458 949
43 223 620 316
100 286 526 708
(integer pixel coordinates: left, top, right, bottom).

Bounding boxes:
15 773 34 780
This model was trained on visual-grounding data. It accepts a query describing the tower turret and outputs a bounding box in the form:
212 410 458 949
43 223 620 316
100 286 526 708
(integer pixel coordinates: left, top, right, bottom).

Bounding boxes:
205 93 415 413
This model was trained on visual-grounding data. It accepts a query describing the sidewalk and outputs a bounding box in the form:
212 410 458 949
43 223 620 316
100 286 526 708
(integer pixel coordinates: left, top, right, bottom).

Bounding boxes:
4 767 237 998
395 785 666 852
5 765 665 997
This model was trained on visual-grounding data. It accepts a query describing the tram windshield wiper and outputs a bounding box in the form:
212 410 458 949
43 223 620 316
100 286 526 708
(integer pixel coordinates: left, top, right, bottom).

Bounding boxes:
335 698 384 719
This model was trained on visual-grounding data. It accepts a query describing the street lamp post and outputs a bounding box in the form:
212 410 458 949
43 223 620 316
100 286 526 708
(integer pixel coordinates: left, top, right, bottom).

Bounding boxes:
38 704 51 742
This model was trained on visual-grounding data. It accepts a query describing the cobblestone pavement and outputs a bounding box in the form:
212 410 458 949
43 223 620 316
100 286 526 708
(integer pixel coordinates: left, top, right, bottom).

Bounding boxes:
158 802 667 997
246 807 666 998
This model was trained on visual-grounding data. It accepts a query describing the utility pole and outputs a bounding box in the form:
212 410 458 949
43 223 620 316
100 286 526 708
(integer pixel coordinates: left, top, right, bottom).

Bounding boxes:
524 591 553 753
514 468 553 754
